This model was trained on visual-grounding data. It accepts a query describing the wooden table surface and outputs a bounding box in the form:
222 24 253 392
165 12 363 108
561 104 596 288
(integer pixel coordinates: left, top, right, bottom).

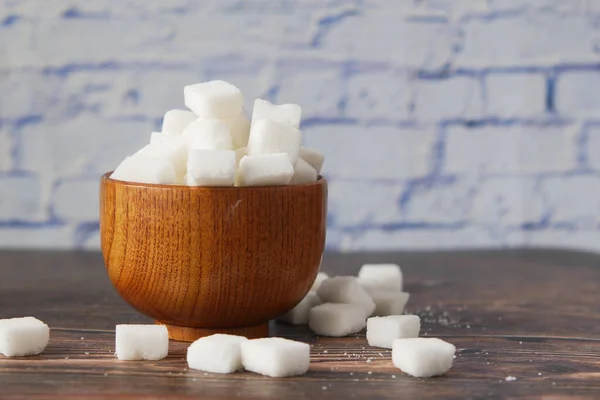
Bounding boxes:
0 249 599 399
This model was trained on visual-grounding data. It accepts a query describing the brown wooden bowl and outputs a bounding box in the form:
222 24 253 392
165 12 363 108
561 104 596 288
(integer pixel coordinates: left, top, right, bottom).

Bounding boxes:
99 172 327 341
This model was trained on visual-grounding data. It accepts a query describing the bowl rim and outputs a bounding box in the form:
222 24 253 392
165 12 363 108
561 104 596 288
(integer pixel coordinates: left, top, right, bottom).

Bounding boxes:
101 171 327 190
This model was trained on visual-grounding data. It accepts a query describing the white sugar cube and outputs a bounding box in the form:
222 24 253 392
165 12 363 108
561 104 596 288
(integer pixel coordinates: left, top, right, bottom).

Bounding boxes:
225 111 251 149
182 118 232 150
308 303 367 337
358 264 403 291
290 158 317 185
367 315 420 349
110 154 177 185
162 109 197 135
299 147 325 174
0 317 49 357
138 140 188 177
392 338 456 378
237 154 294 186
150 132 181 145
247 119 302 164
187 334 248 374
252 99 301 129
234 147 247 186
279 292 322 325
310 272 329 292
365 288 410 317
184 80 244 119
241 337 310 377
316 276 376 317
115 324 169 361
235 147 247 166
187 149 236 187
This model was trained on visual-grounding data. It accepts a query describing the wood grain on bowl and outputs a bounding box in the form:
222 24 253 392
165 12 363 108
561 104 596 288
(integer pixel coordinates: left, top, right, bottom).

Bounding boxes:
100 173 327 341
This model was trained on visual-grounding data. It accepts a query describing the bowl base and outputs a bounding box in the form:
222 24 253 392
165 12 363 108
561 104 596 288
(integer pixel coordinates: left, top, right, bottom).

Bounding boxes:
158 321 270 342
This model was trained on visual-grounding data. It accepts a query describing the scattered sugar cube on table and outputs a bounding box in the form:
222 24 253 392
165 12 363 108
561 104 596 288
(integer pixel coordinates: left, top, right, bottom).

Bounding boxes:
316 276 376 317
241 337 310 377
237 154 294 186
367 315 420 349
184 80 244 119
162 109 197 135
299 147 325 174
0 317 49 357
358 264 403 291
308 303 367 337
310 272 329 292
115 324 169 361
110 154 177 185
278 291 322 325
247 118 302 164
364 288 410 317
252 99 301 129
290 158 318 185
392 338 456 378
183 118 232 150
187 334 248 374
187 149 236 187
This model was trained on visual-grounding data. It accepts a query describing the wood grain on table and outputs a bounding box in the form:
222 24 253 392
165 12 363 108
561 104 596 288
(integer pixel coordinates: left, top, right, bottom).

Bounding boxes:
0 250 599 399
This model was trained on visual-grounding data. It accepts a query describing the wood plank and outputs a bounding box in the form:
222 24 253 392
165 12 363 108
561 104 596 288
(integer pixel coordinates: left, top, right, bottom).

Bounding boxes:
0 250 598 398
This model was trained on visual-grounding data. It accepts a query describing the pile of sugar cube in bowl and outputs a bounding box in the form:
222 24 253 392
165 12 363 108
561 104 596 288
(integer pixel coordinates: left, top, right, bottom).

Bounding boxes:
0 80 455 380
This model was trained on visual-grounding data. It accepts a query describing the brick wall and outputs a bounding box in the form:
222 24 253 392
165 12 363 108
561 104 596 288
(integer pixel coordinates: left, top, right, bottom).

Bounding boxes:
1 0 600 252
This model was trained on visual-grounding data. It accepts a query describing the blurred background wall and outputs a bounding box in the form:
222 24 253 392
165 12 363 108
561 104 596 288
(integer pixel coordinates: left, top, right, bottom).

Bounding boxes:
1 0 599 252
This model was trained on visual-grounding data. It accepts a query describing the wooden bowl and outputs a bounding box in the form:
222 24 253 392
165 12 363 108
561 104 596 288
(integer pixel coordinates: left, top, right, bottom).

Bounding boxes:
99 172 327 341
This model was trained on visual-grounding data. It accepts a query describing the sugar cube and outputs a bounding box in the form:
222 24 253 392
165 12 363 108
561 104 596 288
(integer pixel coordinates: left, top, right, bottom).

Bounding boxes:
110 154 177 185
184 80 244 119
241 337 310 377
308 303 367 337
237 154 294 186
299 147 325 174
0 317 49 357
247 119 302 164
364 288 410 317
187 334 248 374
366 315 420 349
162 109 197 135
290 158 318 185
115 324 169 361
187 149 236 187
150 132 181 145
252 99 301 129
310 272 329 292
392 338 456 378
279 292 322 325
358 264 403 291
137 140 188 177
316 276 376 317
225 111 251 149
182 118 232 150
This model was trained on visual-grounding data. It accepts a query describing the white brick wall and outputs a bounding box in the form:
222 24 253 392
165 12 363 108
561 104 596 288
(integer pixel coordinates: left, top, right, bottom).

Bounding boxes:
0 175 42 221
2 0 600 253
51 179 99 222
485 73 547 118
303 125 434 180
445 125 576 174
413 77 483 121
556 71 600 116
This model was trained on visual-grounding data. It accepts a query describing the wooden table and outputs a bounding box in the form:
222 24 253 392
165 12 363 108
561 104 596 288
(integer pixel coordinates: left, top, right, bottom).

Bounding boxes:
0 250 599 399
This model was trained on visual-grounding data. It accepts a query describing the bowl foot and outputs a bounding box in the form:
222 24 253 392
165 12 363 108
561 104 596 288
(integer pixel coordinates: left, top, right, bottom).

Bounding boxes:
158 322 270 342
